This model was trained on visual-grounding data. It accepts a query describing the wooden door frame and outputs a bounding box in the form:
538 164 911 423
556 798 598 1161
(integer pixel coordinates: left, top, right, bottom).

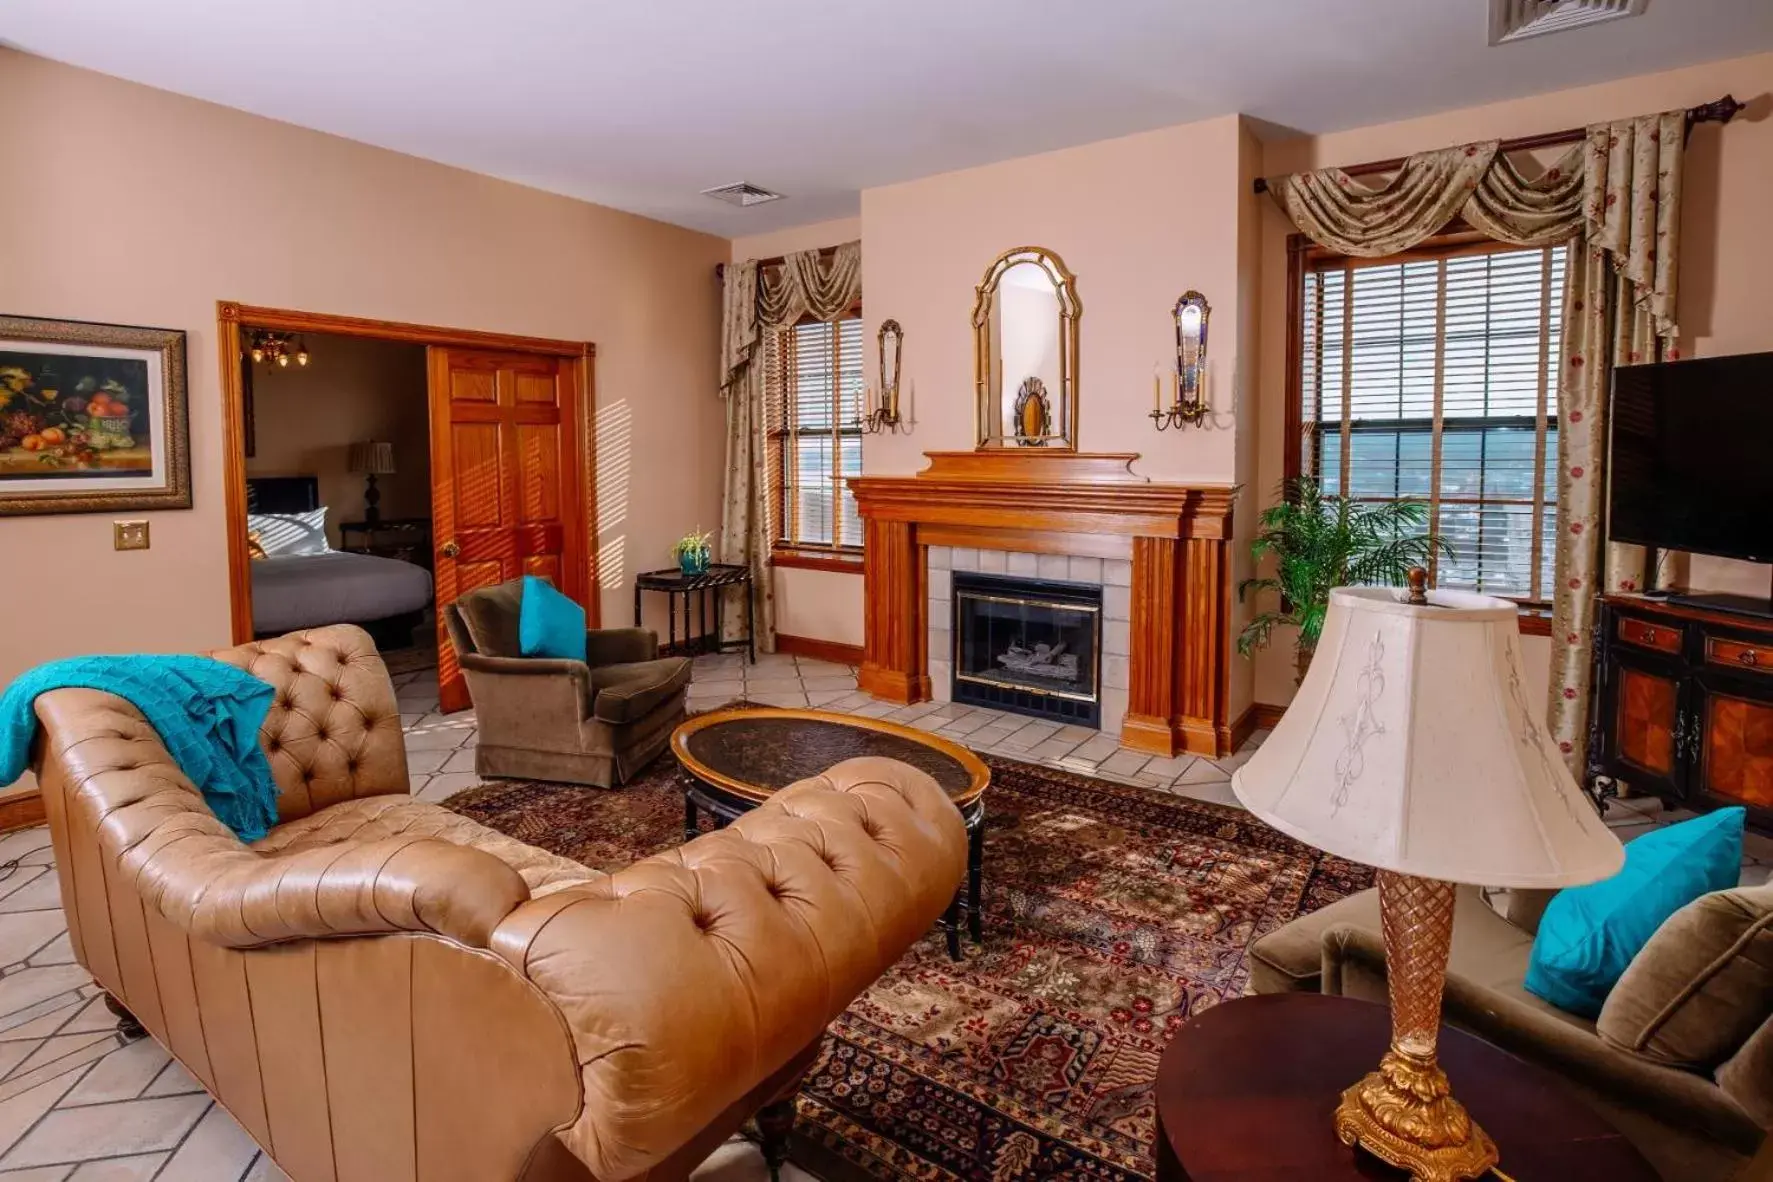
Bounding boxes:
217 301 600 645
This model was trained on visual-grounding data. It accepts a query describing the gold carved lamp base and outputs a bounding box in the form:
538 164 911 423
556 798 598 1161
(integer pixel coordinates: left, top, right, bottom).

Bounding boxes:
1334 872 1501 1182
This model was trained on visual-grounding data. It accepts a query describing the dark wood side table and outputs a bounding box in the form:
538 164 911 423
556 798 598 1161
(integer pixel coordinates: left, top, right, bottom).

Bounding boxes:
633 563 754 661
339 517 432 568
671 708 988 959
1154 993 1658 1182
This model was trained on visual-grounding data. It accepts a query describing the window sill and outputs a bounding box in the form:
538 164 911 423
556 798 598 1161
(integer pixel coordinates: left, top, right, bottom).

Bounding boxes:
1517 607 1553 637
771 550 863 575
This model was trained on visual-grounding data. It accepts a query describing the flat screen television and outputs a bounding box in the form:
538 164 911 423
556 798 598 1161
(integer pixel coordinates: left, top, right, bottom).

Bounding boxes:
1611 352 1773 613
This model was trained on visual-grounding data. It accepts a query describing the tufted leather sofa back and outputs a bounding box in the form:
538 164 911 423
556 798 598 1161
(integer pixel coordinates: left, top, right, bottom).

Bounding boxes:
207 624 408 822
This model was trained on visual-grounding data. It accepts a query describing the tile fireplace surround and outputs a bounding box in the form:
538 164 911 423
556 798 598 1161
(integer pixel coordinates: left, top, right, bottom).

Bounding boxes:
850 451 1245 758
929 547 1131 734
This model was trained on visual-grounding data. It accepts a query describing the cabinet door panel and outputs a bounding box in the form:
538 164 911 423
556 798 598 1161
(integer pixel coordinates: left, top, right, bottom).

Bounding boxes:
1698 688 1773 809
1617 666 1679 776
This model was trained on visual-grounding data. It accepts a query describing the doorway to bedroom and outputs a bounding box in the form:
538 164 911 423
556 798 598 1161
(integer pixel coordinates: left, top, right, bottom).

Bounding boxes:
218 303 597 713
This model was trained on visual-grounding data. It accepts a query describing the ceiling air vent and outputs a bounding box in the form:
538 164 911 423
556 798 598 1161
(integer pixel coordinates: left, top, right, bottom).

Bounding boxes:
701 182 784 208
1489 0 1649 44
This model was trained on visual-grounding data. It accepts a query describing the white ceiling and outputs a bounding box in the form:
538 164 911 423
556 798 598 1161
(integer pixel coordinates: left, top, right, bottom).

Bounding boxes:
5 0 1770 238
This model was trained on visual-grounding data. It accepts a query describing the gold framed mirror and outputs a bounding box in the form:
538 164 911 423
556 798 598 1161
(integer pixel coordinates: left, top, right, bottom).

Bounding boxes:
972 246 1080 450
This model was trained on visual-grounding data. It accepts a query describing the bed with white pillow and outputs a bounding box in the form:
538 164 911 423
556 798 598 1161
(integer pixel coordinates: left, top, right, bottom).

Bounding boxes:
247 477 432 641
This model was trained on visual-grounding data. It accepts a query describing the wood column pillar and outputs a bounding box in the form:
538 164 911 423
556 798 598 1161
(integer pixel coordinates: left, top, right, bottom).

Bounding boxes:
858 517 929 704
1120 533 1233 757
1122 536 1182 754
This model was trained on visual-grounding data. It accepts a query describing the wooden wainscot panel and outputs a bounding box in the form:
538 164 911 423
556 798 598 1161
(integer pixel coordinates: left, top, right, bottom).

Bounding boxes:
849 452 1236 754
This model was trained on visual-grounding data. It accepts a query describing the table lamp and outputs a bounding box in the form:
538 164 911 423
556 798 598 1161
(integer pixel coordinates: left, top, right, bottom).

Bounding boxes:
1232 570 1623 1182
347 440 395 526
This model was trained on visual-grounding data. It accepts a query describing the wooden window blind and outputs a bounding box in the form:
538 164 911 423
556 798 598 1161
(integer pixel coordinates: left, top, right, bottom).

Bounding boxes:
766 314 865 552
1296 239 1566 602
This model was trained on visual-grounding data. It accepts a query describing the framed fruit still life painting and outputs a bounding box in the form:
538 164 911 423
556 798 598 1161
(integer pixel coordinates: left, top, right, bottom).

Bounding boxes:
0 316 190 515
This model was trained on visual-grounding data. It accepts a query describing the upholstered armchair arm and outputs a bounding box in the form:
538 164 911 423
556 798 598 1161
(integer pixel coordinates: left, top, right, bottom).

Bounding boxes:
31 688 529 950
488 756 967 1181
584 627 658 667
1318 923 1765 1154
458 651 594 733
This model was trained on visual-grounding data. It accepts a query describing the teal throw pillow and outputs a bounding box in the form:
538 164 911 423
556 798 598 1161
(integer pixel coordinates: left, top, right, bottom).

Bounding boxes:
517 575 587 662
1525 806 1745 1018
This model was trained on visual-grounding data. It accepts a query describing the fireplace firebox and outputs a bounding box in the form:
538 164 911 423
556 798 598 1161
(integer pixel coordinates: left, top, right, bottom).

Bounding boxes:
951 572 1102 726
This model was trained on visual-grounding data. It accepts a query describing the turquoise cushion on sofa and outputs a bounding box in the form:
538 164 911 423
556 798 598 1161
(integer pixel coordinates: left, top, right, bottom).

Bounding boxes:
1525 807 1745 1018
517 576 586 662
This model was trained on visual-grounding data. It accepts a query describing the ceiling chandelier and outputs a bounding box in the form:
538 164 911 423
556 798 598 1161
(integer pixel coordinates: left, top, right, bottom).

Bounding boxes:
247 330 309 368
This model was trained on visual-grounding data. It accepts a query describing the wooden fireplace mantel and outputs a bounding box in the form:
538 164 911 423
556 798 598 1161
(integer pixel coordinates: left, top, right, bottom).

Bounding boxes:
849 451 1240 757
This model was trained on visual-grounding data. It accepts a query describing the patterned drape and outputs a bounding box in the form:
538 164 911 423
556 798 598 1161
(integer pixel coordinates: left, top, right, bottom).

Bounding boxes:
1263 111 1685 772
717 242 863 651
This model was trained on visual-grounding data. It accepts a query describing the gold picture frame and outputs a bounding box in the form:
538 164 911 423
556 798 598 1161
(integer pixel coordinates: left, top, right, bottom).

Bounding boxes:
0 315 190 516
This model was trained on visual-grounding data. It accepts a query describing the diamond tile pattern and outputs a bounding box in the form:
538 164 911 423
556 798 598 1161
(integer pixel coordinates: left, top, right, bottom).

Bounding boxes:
4 654 1759 1179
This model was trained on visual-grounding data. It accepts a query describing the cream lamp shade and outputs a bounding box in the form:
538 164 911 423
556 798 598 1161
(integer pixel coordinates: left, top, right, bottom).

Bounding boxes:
1232 586 1623 889
347 440 395 475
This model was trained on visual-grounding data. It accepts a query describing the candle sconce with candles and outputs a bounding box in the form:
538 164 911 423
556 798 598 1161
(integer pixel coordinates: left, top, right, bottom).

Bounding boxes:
1151 291 1210 431
858 319 905 434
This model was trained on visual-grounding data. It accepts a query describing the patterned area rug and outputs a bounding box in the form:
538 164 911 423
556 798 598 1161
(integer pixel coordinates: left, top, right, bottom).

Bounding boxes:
448 753 1372 1181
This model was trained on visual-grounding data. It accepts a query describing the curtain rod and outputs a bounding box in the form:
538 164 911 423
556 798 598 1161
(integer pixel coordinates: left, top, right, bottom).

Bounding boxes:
1251 94 1745 195
714 244 839 282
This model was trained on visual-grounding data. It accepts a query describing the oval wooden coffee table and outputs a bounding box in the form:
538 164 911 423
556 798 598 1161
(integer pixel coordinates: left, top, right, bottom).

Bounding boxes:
671 707 989 958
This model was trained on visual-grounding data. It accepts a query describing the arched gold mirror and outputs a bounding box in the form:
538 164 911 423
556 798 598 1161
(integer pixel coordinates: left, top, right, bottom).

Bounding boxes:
972 247 1080 449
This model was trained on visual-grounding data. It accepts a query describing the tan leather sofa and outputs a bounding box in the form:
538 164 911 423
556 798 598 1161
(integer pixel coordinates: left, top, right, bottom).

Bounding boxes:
30 625 966 1182
1249 882 1770 1182
444 579 692 788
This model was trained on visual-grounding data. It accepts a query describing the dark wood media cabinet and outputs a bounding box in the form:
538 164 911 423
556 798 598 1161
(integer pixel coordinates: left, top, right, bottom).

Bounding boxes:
1589 594 1773 833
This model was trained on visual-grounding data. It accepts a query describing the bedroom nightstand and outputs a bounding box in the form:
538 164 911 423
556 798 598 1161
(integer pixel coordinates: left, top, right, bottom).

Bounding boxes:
340 518 432 568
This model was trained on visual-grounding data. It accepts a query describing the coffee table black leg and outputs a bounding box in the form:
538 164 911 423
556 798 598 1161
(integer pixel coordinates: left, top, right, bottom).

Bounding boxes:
966 814 984 944
942 896 962 961
683 795 699 844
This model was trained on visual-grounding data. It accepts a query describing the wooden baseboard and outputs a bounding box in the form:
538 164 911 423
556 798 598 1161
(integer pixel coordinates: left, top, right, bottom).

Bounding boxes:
775 633 865 667
1251 702 1287 730
1223 704 1259 753
0 790 46 835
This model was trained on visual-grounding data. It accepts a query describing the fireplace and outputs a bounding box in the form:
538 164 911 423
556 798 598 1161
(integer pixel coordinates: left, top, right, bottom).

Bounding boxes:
951 572 1102 726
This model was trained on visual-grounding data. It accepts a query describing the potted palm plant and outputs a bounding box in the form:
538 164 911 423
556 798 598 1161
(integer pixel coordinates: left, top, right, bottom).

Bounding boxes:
1238 478 1449 684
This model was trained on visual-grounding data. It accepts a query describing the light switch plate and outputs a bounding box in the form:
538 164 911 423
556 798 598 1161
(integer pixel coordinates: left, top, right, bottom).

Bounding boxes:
114 520 150 551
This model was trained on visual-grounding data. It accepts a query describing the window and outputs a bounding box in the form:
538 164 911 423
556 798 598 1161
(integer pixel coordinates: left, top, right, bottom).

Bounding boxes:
1293 236 1566 602
766 313 864 554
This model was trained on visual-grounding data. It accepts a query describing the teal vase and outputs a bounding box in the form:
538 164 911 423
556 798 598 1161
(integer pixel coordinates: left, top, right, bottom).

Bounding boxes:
678 548 709 576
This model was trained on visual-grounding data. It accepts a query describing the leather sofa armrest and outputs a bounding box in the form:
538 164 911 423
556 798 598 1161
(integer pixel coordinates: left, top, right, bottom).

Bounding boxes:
1318 922 1765 1155
126 816 529 949
488 756 966 1181
458 652 594 731
584 628 658 667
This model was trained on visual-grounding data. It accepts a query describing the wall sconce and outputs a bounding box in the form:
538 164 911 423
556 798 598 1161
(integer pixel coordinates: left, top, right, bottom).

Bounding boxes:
1151 291 1209 431
247 330 309 369
859 318 904 434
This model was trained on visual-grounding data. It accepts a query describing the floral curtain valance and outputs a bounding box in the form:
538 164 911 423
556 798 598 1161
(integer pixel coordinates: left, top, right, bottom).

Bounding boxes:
1264 110 1688 770
721 240 863 399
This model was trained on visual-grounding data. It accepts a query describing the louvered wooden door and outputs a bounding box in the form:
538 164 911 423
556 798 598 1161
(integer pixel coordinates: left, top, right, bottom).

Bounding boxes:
430 348 587 713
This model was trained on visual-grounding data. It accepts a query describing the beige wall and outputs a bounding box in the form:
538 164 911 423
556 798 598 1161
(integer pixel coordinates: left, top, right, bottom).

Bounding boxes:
731 218 866 649
245 333 430 547
861 115 1250 482
0 49 728 689
1251 50 1773 708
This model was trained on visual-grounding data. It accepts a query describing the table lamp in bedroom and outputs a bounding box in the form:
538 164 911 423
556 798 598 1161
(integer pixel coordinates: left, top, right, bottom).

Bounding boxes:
348 440 395 526
1231 569 1623 1182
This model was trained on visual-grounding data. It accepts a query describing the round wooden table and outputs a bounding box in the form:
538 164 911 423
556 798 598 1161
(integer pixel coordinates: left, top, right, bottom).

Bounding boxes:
1154 993 1659 1182
670 708 990 958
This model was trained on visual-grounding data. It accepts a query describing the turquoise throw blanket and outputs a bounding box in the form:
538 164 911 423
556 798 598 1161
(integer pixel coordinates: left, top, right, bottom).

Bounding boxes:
0 655 281 842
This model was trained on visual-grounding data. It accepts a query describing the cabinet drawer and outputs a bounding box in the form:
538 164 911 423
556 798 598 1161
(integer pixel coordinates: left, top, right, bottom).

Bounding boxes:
1705 635 1773 675
1618 616 1682 655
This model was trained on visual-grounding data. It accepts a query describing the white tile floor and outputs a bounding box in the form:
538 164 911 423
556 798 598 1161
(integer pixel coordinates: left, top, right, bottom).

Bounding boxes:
0 650 1763 1179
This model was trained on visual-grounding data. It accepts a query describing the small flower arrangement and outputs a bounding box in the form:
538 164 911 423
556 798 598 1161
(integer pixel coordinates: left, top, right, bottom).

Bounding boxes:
672 527 713 576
